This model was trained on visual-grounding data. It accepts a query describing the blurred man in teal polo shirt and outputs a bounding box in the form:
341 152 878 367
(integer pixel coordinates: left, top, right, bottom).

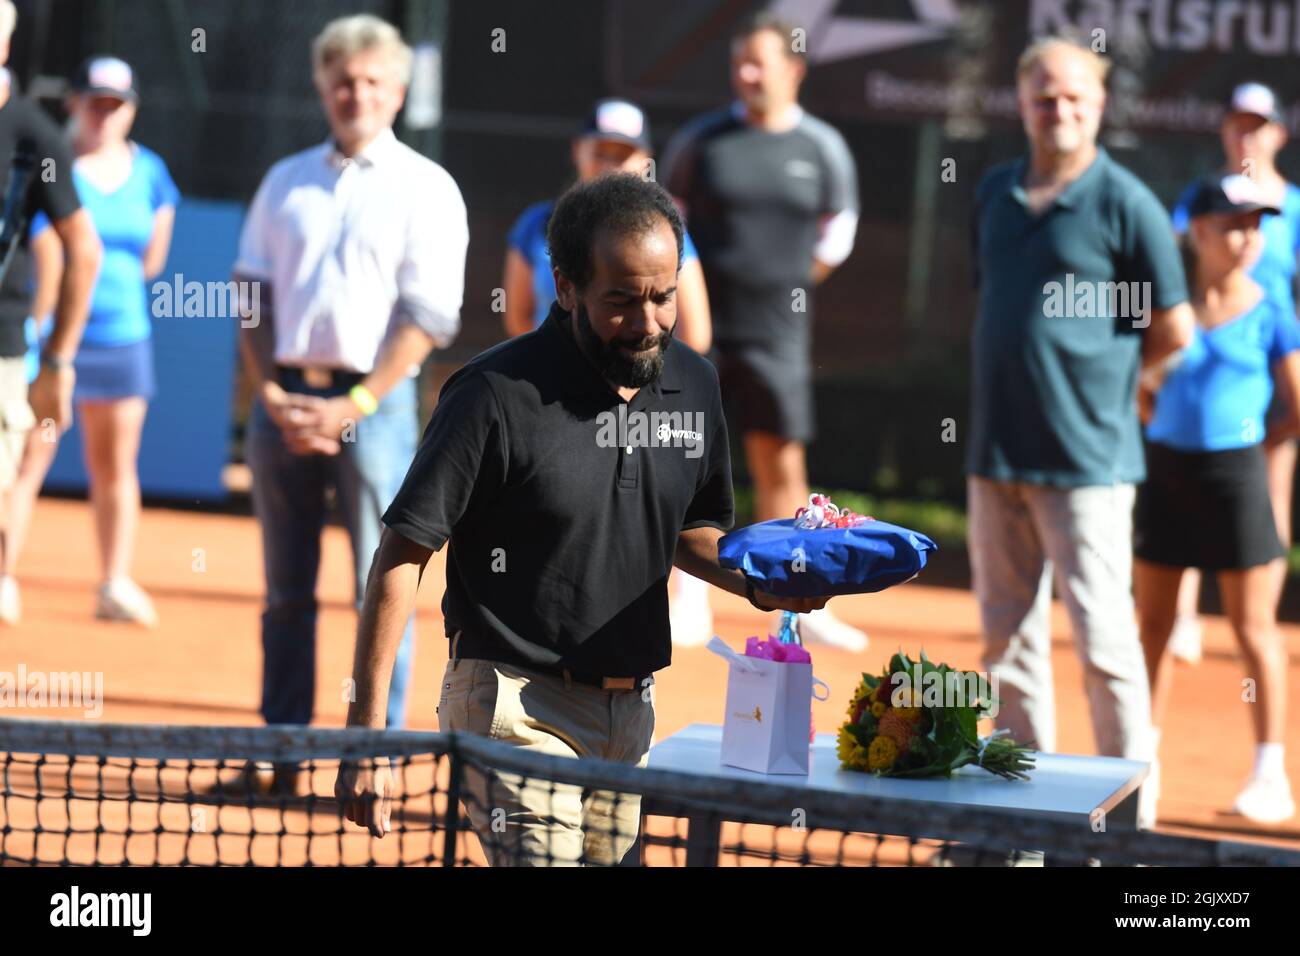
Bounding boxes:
966 37 1194 800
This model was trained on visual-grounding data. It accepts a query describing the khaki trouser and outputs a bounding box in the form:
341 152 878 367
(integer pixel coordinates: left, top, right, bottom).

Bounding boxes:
437 634 655 867
0 356 35 490
967 476 1154 761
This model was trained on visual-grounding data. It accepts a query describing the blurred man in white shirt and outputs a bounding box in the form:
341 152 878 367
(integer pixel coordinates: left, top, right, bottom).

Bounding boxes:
231 14 467 793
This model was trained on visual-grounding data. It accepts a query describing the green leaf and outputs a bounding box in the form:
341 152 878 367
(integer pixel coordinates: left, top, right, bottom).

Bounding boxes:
849 719 877 746
953 705 979 746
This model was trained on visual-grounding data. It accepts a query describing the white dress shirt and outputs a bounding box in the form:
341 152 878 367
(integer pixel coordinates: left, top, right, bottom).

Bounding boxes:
234 127 468 372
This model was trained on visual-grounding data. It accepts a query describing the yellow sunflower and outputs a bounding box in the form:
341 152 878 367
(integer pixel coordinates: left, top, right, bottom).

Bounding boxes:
836 725 868 769
846 680 873 718
867 735 898 771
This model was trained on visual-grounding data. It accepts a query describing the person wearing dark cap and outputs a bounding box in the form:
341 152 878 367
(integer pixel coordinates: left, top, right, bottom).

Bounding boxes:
502 98 717 647
1165 83 1300 668
1138 173 1300 826
8 55 178 626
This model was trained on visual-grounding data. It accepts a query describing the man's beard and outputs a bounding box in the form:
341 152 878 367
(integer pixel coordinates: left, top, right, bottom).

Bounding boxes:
573 301 672 389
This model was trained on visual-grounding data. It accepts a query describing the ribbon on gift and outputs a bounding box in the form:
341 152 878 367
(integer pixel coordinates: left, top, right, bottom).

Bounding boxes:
793 493 874 530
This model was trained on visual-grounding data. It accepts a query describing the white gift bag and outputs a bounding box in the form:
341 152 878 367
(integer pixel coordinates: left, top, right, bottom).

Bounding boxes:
708 637 831 775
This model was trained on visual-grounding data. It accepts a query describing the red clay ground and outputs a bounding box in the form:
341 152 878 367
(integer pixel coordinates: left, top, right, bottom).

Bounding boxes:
2 496 1298 862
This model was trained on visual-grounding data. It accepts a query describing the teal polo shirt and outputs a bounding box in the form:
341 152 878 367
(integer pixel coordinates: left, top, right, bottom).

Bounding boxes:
967 147 1188 486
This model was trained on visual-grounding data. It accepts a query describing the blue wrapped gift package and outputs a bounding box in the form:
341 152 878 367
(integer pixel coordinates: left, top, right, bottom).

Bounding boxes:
718 517 938 598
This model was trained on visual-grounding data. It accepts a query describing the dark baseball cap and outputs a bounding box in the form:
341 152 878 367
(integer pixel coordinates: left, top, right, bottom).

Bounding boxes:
578 98 651 151
1226 82 1282 124
71 56 138 102
1186 173 1281 219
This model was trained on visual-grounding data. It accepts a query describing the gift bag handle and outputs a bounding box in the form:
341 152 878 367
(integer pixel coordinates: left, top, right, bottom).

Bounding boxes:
706 636 761 673
812 676 831 701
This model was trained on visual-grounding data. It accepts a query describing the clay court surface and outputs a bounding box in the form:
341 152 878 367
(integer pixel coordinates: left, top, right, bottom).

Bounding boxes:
3 496 1299 863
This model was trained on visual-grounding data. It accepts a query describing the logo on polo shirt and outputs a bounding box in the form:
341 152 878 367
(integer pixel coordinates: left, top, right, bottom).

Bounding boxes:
655 420 704 445
596 407 705 459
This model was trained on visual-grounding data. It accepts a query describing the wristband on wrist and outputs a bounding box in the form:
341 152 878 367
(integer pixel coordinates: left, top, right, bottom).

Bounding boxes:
348 384 379 416
40 352 72 372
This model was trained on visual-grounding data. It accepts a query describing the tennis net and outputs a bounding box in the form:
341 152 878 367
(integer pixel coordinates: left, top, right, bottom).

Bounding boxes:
3 718 1297 867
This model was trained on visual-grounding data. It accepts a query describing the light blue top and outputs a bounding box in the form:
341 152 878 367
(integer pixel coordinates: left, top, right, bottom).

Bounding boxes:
1147 296 1300 451
31 143 179 348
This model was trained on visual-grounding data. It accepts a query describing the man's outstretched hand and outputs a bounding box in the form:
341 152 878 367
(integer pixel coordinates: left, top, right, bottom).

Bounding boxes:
749 589 830 614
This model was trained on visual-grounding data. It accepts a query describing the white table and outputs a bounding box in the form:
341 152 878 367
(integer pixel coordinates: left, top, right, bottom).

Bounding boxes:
633 723 1149 865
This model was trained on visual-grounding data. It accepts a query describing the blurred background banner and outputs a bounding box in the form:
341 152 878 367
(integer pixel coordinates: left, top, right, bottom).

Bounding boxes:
615 0 1300 135
13 0 1298 505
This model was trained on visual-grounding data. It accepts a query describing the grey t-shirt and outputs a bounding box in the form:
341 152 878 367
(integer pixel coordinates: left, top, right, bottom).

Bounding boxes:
967 147 1188 486
662 105 857 349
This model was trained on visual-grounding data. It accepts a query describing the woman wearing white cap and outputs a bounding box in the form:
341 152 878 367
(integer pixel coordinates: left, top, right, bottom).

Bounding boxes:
501 98 716 646
1166 83 1300 666
1138 173 1300 826
5 56 178 626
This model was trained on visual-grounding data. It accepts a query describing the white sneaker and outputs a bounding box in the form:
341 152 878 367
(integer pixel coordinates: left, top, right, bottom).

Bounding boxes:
1137 758 1160 830
1168 614 1202 664
0 575 20 625
95 578 159 628
1232 774 1296 825
669 581 713 648
796 606 868 652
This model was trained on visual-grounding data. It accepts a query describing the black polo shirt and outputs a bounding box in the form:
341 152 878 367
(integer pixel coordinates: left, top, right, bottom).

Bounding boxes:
0 90 81 357
382 303 734 677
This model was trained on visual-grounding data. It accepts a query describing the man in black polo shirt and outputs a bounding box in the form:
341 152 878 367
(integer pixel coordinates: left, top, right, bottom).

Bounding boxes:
335 174 827 865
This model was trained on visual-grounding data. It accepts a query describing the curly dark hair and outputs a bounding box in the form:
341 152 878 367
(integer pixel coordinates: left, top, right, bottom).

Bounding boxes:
546 173 684 292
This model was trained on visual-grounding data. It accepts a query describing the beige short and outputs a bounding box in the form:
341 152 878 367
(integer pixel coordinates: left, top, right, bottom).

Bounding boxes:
0 356 35 490
437 639 656 867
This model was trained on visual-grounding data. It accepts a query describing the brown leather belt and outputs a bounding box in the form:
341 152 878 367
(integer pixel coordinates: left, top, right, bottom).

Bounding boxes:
447 632 651 693
539 663 652 692
567 673 637 690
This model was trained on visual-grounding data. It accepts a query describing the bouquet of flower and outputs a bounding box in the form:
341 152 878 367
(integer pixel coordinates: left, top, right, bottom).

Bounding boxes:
836 651 1035 780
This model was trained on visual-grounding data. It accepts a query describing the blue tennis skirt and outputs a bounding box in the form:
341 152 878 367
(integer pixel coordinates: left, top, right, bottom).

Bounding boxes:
28 320 155 401
28 319 156 403
72 339 156 402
